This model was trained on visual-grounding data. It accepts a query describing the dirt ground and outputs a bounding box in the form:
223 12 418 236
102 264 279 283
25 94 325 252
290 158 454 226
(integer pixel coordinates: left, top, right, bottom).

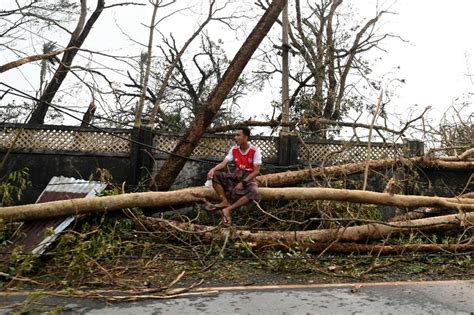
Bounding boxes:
2 248 473 292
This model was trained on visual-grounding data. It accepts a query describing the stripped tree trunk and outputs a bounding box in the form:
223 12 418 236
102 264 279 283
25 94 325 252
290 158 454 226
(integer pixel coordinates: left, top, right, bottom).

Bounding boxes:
256 157 474 187
151 0 287 191
143 211 474 244
1 186 474 222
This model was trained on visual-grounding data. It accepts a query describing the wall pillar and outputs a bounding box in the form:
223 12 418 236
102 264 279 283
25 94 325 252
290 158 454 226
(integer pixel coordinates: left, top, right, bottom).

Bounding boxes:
278 133 298 166
405 139 424 157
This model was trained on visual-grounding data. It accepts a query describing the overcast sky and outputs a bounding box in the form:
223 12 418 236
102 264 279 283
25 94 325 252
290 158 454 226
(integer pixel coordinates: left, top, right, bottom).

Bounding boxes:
1 0 473 134
370 0 474 121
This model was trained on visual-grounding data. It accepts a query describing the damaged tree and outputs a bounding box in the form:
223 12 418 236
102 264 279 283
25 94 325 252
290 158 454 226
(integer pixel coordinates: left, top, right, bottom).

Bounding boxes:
151 0 288 191
28 0 105 125
257 156 474 187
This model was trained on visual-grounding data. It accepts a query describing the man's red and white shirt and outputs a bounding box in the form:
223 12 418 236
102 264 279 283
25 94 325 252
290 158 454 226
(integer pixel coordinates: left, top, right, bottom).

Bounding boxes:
225 144 262 172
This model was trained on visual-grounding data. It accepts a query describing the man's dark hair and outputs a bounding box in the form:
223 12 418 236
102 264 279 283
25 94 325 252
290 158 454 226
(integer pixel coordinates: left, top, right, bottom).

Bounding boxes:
238 126 251 139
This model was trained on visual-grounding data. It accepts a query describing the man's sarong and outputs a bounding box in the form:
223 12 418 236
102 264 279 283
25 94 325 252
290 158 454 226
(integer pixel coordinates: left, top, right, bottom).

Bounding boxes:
212 169 258 202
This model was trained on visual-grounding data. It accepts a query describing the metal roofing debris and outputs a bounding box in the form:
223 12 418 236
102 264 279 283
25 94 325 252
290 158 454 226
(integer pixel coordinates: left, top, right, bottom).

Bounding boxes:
8 176 107 255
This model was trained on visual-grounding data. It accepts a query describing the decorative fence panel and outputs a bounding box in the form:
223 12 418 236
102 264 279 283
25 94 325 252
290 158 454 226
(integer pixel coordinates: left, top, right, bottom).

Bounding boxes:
0 124 131 155
298 140 404 164
0 124 412 164
152 132 279 161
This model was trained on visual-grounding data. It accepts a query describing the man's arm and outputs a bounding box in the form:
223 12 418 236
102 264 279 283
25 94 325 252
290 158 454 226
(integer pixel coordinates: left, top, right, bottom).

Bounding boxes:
207 159 229 179
243 164 260 183
234 164 260 191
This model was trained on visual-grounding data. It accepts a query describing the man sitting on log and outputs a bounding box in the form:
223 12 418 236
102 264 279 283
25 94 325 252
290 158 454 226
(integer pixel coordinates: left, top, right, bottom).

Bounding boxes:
206 126 262 226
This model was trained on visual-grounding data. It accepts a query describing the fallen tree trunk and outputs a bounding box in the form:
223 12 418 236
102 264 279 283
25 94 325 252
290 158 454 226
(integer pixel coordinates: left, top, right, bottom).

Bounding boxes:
255 188 474 210
389 192 474 222
256 157 474 187
143 211 474 244
257 158 396 187
1 187 474 222
439 148 474 161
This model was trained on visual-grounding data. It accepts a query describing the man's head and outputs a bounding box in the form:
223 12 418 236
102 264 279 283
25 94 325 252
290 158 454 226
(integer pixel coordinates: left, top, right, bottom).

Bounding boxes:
234 126 251 146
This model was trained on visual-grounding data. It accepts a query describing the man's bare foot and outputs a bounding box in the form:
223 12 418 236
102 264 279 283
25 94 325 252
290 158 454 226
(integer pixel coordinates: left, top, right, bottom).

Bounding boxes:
221 207 232 226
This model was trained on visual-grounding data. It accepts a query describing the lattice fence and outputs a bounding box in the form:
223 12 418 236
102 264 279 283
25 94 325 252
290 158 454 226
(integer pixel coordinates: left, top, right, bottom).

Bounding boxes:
298 141 404 164
250 138 279 160
152 134 279 160
0 126 131 154
0 124 407 163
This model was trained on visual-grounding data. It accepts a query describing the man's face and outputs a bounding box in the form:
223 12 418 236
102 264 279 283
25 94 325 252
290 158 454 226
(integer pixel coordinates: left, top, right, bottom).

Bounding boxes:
234 129 247 145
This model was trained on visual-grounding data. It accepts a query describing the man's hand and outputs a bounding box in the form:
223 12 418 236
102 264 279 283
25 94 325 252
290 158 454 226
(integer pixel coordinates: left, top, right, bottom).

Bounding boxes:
234 182 244 191
207 168 215 180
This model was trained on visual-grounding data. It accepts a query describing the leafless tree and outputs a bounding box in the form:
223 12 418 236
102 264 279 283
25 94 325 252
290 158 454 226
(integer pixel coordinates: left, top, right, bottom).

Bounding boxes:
111 1 264 131
438 102 473 155
28 0 104 125
152 0 287 191
117 33 266 131
256 0 401 137
0 0 146 126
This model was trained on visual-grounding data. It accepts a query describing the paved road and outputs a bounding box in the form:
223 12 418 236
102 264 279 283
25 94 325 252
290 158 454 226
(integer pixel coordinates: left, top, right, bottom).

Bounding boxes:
1 280 473 314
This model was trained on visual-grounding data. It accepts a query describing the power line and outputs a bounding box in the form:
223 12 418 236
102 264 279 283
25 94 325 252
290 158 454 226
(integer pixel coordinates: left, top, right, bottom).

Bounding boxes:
1 16 257 117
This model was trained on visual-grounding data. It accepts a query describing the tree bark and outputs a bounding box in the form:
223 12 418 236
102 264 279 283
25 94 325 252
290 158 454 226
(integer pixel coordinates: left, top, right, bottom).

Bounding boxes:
80 99 96 127
151 0 287 191
28 0 105 125
389 192 474 222
1 186 473 222
440 148 474 161
388 207 432 222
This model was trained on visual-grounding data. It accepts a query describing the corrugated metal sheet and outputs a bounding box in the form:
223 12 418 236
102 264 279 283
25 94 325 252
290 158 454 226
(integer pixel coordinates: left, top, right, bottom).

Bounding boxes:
8 176 107 255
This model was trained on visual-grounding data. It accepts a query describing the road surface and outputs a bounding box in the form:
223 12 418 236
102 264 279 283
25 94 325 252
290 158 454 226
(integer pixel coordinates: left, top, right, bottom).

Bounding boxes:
1 280 473 314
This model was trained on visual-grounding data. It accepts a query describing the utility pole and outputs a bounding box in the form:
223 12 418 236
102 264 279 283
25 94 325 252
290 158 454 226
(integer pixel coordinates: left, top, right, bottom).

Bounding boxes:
281 1 290 134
